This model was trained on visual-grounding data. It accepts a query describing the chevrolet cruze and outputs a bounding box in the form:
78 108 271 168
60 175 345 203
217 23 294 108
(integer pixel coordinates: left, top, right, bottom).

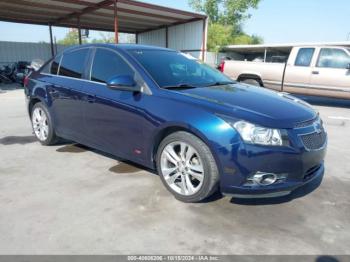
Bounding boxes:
25 44 327 203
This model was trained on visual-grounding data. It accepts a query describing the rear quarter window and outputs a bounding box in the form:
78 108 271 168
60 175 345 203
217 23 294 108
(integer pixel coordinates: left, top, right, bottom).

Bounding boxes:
41 55 61 74
50 55 62 74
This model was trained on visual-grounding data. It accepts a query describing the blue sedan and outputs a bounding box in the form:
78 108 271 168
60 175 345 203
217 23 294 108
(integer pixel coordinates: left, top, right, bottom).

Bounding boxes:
25 44 327 203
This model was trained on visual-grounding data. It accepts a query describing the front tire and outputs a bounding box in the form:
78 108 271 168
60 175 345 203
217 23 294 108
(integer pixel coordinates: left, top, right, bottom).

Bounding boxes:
31 102 58 145
156 131 219 203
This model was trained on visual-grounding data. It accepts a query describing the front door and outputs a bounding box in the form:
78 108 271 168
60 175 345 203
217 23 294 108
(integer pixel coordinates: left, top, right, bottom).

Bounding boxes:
309 48 350 99
83 48 149 162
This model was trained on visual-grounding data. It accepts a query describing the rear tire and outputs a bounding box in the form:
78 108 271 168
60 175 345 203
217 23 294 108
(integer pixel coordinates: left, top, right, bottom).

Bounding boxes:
156 131 219 203
31 102 59 145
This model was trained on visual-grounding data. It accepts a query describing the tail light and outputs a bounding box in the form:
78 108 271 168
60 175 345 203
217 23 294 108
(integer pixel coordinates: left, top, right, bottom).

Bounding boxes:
23 76 30 88
218 60 225 72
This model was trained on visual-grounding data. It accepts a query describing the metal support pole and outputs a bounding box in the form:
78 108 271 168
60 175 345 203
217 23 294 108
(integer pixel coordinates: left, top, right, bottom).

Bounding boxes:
49 24 54 57
165 26 168 48
201 17 207 61
114 0 119 44
77 16 82 45
135 33 139 44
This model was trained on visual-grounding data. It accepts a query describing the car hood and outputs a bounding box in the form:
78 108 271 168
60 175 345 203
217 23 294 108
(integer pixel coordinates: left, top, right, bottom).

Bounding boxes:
174 83 317 128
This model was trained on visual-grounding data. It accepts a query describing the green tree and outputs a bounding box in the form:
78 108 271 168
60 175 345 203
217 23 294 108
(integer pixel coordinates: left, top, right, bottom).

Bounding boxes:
207 23 235 52
189 0 263 51
232 33 263 45
57 29 87 45
58 31 136 45
90 32 115 43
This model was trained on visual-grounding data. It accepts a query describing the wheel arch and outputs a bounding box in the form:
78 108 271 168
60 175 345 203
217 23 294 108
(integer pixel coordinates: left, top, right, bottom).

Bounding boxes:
27 83 51 117
237 74 264 86
150 123 222 174
28 97 43 118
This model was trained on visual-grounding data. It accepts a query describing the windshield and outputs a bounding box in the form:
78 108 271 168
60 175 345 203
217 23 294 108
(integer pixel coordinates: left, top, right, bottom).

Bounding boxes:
129 50 233 88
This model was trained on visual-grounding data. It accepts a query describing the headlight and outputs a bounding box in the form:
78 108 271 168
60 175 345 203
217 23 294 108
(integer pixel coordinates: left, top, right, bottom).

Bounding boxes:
233 121 283 146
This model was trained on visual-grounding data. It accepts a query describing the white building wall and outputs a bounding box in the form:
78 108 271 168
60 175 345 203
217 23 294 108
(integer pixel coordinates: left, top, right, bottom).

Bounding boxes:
138 20 207 60
138 28 166 47
168 20 203 52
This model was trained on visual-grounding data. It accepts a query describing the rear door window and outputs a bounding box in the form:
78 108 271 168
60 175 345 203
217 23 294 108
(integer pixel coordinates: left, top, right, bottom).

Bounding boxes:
295 48 315 67
317 48 350 69
90 48 134 84
59 49 89 79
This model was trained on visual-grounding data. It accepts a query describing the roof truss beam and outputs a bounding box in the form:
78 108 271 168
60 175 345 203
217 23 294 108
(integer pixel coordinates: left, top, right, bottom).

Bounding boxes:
53 0 114 25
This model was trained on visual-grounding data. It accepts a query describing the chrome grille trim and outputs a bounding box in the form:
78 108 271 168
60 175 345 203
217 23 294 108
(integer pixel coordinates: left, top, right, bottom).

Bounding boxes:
295 116 318 128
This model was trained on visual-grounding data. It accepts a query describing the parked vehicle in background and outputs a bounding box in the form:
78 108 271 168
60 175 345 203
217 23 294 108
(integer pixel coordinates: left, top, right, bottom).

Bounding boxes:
25 44 327 203
219 45 350 99
0 61 30 85
0 64 14 84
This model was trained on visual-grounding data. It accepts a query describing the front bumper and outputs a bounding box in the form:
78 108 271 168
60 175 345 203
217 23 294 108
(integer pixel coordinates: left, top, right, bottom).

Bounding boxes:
217 124 327 199
222 163 324 198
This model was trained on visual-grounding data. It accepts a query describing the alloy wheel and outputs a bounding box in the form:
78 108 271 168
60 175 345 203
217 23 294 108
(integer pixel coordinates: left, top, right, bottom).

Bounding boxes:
160 141 204 196
32 107 49 141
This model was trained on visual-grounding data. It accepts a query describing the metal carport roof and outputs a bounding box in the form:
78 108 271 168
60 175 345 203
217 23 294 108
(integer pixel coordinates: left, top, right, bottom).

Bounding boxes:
0 0 207 57
0 0 206 34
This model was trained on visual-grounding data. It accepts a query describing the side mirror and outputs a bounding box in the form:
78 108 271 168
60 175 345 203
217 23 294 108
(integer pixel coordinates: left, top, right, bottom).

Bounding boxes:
107 75 140 92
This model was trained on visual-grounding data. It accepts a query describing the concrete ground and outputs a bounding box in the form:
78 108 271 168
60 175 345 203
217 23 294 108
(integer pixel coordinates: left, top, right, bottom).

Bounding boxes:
0 89 349 255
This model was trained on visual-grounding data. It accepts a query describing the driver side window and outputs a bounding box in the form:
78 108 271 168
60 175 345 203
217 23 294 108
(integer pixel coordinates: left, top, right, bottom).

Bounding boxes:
91 48 134 84
317 48 350 69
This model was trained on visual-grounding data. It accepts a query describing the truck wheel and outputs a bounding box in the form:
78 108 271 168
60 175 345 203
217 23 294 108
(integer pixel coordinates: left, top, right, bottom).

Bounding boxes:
156 131 219 203
241 78 262 87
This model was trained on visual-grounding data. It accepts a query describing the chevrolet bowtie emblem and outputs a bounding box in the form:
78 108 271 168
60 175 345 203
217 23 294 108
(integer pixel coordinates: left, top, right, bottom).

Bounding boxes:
314 122 322 134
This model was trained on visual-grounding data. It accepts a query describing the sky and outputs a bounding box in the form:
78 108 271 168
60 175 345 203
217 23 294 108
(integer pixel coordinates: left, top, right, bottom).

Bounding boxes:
0 0 349 44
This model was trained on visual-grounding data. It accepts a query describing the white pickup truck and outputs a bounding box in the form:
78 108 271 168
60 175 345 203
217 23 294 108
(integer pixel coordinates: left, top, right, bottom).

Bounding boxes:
219 46 350 99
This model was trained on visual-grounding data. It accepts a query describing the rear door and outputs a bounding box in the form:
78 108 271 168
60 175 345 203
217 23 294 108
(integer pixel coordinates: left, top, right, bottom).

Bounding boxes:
49 48 91 140
283 47 315 94
309 48 350 98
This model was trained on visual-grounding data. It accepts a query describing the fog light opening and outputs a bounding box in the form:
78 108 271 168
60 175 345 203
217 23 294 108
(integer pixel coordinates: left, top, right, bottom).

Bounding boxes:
257 174 277 185
250 172 278 186
244 172 287 187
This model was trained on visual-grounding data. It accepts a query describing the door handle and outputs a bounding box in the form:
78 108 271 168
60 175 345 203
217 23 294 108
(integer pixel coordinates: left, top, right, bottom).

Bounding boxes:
48 86 58 93
312 71 319 75
87 95 96 103
49 89 59 94
48 87 59 97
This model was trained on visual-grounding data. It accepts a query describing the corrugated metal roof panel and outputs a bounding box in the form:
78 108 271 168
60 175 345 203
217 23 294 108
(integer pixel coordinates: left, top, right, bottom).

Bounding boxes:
0 0 206 33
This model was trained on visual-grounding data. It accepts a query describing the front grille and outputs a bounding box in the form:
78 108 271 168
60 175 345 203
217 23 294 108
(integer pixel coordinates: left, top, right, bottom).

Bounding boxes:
295 117 318 128
300 131 327 150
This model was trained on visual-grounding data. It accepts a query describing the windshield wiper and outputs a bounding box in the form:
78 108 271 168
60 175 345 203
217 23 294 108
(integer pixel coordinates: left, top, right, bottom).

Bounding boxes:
161 83 197 90
207 81 235 87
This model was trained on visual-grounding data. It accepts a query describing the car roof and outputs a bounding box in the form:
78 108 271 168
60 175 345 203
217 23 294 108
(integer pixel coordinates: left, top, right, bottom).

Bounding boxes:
62 43 173 54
